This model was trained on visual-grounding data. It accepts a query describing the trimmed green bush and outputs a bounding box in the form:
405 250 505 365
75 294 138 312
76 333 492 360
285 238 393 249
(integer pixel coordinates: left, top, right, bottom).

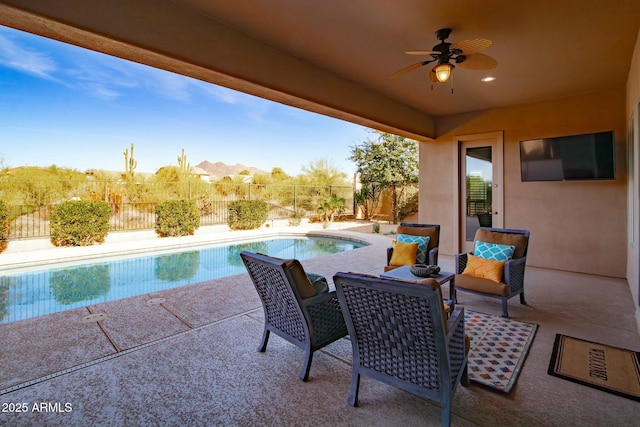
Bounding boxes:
155 199 200 237
50 200 111 246
228 200 268 230
0 200 8 253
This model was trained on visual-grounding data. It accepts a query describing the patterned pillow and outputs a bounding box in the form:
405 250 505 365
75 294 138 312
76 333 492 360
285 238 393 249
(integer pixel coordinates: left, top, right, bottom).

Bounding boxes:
389 240 419 267
462 253 505 282
474 241 516 261
397 234 430 264
306 272 329 294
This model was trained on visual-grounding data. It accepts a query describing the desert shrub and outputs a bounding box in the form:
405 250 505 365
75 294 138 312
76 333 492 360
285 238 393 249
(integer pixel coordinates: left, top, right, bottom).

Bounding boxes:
288 208 306 226
155 199 200 237
50 200 111 246
228 200 268 230
0 200 8 253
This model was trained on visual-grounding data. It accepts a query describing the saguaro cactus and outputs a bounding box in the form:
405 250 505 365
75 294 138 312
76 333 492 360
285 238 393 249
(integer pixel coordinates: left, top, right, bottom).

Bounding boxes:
178 148 191 176
124 143 137 179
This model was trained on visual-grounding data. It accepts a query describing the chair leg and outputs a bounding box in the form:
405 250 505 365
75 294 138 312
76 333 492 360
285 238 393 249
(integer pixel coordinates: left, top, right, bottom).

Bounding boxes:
441 398 452 427
461 364 470 387
501 299 509 318
347 371 360 407
520 292 527 305
299 350 313 382
258 328 270 352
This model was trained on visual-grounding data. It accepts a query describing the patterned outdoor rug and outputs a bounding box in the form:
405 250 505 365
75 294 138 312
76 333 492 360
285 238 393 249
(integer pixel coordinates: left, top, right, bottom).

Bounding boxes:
548 334 640 401
465 310 538 393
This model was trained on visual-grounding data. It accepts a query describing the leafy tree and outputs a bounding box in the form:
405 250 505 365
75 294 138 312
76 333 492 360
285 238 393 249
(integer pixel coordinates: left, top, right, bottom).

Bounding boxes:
354 184 383 221
270 167 290 183
298 158 348 187
350 131 418 223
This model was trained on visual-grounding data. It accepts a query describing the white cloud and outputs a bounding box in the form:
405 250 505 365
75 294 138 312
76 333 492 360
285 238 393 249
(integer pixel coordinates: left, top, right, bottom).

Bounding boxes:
0 32 57 79
0 26 276 117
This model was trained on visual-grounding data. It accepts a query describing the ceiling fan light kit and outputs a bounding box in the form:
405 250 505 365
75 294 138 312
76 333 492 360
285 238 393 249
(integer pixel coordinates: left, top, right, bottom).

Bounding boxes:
391 28 497 92
434 63 453 82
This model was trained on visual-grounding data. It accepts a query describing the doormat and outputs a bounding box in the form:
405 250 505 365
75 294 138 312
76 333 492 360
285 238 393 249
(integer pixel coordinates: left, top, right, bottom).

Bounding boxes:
464 310 537 393
548 334 640 402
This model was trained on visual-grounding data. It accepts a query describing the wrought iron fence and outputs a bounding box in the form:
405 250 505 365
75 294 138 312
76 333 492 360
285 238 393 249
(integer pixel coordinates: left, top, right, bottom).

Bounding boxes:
0 178 354 239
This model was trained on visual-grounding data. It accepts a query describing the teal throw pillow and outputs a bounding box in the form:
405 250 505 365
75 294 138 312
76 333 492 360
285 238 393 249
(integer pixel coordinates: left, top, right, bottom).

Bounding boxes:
474 241 516 261
397 234 430 264
306 273 329 294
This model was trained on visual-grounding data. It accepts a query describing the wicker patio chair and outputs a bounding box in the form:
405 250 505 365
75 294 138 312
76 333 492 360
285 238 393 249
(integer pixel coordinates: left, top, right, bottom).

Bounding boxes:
385 223 441 271
333 272 469 427
241 251 347 381
455 227 530 318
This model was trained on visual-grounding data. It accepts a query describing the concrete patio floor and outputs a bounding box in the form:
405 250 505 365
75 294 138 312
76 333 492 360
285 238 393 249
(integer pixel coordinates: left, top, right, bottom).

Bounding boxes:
1 222 639 426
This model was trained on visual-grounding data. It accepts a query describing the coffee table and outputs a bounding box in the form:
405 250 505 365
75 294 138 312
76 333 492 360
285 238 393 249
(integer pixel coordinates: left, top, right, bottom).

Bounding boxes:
380 266 457 308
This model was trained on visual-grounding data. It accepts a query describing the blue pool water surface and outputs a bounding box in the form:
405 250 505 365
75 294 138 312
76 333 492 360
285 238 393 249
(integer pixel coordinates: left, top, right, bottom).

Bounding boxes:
0 235 366 324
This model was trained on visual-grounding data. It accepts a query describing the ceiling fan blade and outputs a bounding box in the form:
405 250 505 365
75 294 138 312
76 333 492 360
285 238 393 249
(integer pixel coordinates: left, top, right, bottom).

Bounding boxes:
451 38 492 55
405 50 439 56
390 60 433 78
457 53 497 70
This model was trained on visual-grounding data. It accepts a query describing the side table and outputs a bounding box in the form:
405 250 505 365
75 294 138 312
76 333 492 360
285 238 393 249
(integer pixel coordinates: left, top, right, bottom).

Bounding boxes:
380 266 457 308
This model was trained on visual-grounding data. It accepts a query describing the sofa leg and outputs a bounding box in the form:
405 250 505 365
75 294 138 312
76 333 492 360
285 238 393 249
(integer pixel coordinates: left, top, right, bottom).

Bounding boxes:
520 293 527 305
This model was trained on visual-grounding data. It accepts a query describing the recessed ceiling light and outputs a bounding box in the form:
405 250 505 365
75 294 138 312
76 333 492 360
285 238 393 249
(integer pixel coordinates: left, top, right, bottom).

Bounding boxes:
481 76 496 82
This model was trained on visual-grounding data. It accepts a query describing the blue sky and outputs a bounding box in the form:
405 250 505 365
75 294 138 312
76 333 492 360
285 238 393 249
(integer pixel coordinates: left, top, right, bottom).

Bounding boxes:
0 26 372 176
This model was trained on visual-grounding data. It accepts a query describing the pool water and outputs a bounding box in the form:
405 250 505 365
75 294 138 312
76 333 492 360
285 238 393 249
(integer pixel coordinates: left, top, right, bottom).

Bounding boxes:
0 235 366 324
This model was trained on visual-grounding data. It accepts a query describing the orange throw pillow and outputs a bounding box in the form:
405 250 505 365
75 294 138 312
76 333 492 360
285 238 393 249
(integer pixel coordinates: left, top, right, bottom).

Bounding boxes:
389 240 419 266
462 253 505 282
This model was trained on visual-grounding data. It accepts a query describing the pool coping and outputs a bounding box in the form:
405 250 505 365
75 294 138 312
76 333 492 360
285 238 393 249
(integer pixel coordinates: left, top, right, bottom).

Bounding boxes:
0 221 382 271
0 222 393 395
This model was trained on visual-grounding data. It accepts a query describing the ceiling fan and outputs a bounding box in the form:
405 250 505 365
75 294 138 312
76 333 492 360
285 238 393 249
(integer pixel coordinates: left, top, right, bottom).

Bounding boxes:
391 28 497 85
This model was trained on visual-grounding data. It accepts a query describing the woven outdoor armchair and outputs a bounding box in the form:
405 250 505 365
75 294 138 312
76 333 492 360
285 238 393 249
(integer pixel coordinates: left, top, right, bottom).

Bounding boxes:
334 272 469 427
455 227 530 318
385 223 441 271
241 251 347 381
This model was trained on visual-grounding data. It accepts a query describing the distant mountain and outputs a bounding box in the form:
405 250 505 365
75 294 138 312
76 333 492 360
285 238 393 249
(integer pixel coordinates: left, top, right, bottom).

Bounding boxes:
195 161 268 179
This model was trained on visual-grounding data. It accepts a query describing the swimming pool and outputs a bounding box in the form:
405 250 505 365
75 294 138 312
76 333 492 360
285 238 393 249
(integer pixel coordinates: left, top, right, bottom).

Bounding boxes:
0 235 367 324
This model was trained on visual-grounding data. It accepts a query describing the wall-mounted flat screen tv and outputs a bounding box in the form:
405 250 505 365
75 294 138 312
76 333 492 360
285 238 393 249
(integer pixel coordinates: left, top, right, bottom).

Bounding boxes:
520 131 615 181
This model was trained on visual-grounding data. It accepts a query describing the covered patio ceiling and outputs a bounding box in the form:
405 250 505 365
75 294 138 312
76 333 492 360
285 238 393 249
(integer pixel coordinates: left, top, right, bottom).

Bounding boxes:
1 0 639 140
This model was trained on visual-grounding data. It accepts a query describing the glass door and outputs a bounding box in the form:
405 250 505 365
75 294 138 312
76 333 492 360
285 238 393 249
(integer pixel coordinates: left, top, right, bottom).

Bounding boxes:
459 135 503 253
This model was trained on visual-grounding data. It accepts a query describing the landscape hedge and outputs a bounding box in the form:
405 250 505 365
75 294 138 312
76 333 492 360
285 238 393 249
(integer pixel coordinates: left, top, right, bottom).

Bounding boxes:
155 199 200 237
228 200 268 230
50 200 111 246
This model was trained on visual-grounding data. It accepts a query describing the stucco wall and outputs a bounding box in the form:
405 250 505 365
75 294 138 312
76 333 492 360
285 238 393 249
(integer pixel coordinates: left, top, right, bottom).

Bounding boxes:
420 90 627 278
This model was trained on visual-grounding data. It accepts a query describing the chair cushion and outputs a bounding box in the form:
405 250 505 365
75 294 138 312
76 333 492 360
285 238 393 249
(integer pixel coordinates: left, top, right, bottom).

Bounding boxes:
397 225 439 250
474 241 515 261
389 240 419 267
281 258 318 298
397 233 430 264
474 229 528 259
461 253 505 282
260 254 330 298
456 272 509 296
